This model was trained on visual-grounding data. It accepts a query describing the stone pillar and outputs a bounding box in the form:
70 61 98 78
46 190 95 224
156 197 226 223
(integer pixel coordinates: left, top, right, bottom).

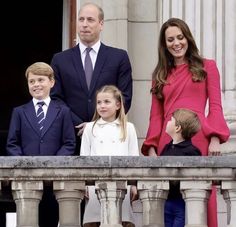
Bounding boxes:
138 181 169 227
221 0 236 155
221 181 236 227
12 181 43 227
127 0 158 146
54 181 85 227
100 0 128 50
181 181 212 227
96 181 127 227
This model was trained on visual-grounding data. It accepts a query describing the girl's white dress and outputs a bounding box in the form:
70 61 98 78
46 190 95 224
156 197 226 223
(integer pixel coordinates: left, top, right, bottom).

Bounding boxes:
80 118 139 225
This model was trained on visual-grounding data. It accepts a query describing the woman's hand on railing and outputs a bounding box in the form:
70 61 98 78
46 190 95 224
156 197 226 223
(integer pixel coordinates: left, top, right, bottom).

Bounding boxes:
148 147 157 156
130 185 138 203
209 136 221 156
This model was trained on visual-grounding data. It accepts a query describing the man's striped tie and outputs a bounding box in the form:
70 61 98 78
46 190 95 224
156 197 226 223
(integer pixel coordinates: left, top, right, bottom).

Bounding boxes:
36 101 45 131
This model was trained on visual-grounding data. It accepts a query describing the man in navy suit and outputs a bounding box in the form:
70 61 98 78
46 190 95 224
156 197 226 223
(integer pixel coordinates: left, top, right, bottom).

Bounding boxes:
50 2 133 155
7 62 76 227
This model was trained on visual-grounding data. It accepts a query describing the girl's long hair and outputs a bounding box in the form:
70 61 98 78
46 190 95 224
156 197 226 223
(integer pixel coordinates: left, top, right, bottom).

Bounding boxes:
92 85 127 141
152 18 207 99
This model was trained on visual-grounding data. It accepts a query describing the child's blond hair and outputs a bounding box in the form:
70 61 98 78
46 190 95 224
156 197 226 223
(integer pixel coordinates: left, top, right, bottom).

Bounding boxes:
173 108 201 140
25 62 54 80
92 85 127 141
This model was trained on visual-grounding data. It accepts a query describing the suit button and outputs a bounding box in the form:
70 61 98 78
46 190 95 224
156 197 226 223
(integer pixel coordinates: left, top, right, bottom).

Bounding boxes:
88 99 91 102
40 140 43 143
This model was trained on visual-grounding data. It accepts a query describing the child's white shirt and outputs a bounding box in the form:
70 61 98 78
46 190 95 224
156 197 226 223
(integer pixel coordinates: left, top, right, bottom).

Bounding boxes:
80 118 139 156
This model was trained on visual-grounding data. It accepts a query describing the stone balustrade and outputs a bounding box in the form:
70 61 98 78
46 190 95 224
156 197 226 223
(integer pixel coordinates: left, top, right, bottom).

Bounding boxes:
0 156 236 227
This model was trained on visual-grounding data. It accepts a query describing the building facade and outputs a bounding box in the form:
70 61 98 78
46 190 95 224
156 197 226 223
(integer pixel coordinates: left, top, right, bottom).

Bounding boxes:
74 0 235 154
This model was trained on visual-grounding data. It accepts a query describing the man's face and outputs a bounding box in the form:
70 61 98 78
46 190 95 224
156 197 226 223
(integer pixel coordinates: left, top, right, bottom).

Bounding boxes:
78 4 104 46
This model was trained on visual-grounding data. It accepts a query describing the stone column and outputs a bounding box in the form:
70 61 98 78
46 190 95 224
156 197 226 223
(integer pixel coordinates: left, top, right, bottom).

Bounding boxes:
100 0 128 50
127 0 159 146
96 181 127 227
138 181 169 227
12 181 43 227
221 181 236 227
221 0 236 155
54 181 85 227
181 181 212 227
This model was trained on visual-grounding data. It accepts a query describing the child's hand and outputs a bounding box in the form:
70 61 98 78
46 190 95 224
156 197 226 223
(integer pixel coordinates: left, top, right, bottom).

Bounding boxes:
130 185 138 203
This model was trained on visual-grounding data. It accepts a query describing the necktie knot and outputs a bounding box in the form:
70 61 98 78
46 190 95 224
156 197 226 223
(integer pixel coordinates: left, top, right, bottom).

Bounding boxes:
86 47 92 53
37 101 45 107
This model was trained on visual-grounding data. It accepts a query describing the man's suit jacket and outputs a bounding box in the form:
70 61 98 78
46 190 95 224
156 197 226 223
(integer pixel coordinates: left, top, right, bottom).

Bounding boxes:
7 100 76 156
50 43 132 125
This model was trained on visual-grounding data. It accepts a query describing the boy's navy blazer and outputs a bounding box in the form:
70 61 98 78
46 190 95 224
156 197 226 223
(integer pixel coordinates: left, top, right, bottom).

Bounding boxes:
7 100 75 156
50 43 132 125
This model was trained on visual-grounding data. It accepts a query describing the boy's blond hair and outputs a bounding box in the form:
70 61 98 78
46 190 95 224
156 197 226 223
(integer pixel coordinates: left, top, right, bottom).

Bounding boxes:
92 85 127 141
173 108 201 140
25 62 54 80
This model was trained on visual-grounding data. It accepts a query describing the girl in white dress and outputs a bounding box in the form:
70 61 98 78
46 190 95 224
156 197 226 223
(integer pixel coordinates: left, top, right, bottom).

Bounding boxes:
80 85 139 227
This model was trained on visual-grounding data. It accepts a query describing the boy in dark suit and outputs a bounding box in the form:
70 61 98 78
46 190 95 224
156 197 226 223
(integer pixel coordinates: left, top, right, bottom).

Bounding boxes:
6 62 76 227
7 62 75 156
161 108 201 227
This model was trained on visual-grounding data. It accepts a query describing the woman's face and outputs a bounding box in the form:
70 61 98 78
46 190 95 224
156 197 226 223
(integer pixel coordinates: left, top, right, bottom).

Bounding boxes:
165 26 188 65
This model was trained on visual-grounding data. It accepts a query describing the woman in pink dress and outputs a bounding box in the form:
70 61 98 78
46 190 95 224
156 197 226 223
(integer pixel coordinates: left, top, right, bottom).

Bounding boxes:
141 18 230 227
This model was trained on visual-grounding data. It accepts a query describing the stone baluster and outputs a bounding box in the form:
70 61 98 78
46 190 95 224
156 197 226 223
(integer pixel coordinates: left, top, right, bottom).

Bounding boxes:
181 180 212 227
54 181 85 227
96 180 127 227
12 180 43 227
138 180 169 227
221 181 236 227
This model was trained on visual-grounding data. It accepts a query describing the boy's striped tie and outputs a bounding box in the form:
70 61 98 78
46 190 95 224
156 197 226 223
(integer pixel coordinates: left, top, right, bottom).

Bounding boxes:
36 101 45 131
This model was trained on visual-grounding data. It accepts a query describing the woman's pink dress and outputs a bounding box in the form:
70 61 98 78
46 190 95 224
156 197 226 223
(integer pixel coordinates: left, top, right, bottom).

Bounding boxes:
142 59 230 227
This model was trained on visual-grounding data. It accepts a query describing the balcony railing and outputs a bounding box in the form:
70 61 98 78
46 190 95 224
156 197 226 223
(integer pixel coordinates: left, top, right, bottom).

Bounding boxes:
0 156 236 227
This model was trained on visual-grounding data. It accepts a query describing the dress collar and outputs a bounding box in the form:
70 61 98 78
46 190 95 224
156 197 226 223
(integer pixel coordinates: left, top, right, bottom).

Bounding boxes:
96 118 120 126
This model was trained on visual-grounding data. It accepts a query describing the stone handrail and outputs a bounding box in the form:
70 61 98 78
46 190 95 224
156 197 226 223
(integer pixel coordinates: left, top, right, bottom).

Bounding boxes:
1 156 236 227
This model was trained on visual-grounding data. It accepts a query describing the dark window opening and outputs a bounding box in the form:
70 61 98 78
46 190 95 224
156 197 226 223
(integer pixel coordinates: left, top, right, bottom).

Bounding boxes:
0 1 63 155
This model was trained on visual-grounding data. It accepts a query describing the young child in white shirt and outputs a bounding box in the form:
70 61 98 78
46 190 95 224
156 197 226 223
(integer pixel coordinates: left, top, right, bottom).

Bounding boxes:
81 85 139 227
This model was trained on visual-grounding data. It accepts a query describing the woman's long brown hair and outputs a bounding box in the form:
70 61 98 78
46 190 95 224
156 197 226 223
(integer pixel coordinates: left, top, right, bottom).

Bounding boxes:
152 18 207 99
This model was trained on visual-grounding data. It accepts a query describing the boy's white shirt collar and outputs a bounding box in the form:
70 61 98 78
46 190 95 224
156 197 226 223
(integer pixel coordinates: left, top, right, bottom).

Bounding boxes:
33 96 51 107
